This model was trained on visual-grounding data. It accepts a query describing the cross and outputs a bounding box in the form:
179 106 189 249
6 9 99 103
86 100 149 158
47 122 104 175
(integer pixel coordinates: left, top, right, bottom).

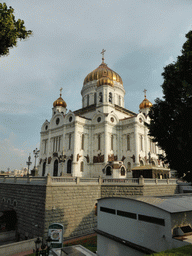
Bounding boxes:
101 49 106 63
60 87 63 97
143 89 147 98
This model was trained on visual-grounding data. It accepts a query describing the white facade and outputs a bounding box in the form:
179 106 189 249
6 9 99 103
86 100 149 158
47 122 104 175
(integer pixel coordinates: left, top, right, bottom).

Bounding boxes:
97 196 192 255
38 60 165 178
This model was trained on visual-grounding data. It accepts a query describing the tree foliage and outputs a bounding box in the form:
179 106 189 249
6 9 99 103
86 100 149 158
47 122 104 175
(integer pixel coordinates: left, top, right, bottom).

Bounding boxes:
0 3 32 56
148 31 192 182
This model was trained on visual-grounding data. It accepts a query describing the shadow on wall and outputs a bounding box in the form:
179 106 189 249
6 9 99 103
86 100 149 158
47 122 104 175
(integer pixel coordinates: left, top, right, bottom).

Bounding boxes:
44 206 96 240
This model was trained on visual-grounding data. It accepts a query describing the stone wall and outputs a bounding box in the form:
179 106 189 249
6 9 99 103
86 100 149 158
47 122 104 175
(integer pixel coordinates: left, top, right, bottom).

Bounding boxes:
44 184 101 238
0 183 46 240
0 177 179 240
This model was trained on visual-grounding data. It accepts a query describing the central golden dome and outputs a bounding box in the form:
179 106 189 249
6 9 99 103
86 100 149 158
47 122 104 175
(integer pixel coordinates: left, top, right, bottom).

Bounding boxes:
83 62 123 87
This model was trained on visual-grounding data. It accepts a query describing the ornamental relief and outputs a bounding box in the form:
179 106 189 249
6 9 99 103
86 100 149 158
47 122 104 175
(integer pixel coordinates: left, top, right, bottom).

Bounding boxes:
93 153 104 163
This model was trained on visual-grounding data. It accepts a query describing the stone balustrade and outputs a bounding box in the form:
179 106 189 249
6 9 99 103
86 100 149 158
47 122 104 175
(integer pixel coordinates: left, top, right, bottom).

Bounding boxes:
0 176 178 185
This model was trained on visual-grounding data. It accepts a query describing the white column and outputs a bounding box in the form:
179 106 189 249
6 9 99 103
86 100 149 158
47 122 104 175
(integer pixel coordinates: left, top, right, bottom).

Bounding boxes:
104 123 108 163
134 122 140 166
72 121 78 176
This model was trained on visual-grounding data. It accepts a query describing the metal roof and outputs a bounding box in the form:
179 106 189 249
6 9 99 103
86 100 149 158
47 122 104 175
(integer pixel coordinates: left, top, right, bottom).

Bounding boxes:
98 194 192 213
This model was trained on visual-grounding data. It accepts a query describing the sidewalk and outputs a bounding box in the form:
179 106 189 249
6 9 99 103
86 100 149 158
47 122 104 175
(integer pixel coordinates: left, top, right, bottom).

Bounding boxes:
10 233 96 256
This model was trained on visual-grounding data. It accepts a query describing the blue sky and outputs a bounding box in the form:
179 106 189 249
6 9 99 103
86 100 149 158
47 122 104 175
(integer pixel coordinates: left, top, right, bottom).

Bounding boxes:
0 0 192 171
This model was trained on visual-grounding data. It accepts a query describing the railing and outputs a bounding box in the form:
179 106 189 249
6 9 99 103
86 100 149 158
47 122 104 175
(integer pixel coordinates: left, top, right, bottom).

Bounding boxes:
0 176 179 186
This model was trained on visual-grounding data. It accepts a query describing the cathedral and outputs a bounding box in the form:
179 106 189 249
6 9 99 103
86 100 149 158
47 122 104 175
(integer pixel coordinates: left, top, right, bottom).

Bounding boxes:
38 51 169 178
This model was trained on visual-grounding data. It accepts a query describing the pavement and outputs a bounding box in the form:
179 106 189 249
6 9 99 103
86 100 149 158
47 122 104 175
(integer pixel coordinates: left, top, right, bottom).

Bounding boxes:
10 233 96 256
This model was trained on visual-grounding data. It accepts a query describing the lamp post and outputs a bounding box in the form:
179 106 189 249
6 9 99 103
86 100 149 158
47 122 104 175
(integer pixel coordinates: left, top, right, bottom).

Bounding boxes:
26 154 32 176
33 148 40 169
35 237 41 256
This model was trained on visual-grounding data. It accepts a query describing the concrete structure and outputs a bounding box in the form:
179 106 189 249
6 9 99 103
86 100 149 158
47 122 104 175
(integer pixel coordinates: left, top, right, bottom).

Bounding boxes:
0 176 179 241
96 195 192 255
38 55 168 179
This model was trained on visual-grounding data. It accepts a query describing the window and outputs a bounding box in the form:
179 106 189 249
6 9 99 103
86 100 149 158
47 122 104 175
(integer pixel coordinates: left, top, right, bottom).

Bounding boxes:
140 135 143 151
98 134 101 150
81 134 84 150
44 139 47 154
138 214 165 226
69 134 71 150
119 95 121 106
87 94 89 106
121 167 125 176
100 207 116 214
99 92 103 103
53 137 61 152
42 162 46 176
94 93 97 104
80 161 84 172
109 92 112 103
111 135 113 150
127 135 130 151
117 210 137 219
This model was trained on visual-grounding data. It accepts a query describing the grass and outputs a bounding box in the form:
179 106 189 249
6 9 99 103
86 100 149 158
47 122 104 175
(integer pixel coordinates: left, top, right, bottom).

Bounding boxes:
147 244 192 255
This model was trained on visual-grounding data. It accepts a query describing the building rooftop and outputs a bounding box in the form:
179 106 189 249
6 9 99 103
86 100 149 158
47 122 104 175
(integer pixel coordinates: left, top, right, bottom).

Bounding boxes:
99 193 192 213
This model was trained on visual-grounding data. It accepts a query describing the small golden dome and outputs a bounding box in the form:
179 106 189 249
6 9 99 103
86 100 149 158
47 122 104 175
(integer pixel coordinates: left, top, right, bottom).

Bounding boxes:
83 63 123 86
53 97 67 108
53 88 67 108
139 97 153 109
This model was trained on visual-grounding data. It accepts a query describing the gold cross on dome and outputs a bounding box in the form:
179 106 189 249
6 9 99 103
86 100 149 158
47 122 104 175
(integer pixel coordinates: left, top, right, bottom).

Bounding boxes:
101 49 106 63
60 87 63 97
143 89 147 98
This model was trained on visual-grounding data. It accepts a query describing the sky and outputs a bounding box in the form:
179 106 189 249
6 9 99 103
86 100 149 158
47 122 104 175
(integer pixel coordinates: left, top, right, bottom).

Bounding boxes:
0 0 192 171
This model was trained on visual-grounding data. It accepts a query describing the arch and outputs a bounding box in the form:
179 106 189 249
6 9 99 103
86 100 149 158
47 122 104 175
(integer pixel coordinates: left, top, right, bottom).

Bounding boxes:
67 159 72 174
53 159 58 176
152 161 156 167
140 160 144 166
42 162 46 177
121 167 125 176
106 166 112 176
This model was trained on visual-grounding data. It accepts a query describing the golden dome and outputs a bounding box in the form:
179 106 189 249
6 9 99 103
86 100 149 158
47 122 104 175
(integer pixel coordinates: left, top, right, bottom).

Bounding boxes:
83 63 123 87
53 88 67 108
53 96 67 108
139 97 153 109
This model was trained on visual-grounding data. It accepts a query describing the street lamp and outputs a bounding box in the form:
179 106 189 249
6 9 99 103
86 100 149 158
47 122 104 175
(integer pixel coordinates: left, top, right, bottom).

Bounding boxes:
33 148 40 169
26 154 32 176
35 237 41 256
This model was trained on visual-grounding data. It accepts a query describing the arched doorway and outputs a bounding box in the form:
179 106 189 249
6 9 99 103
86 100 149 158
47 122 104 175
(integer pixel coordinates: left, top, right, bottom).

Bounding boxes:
67 159 72 174
121 167 125 176
42 162 46 176
53 160 58 176
106 166 112 176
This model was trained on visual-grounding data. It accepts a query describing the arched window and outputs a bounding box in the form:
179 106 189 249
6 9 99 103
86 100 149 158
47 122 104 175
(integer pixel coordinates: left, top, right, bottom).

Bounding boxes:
53 160 58 176
109 92 112 103
121 167 125 176
69 134 71 150
140 160 144 166
80 161 84 172
99 92 103 103
119 95 121 106
106 166 112 176
152 161 155 167
67 159 72 174
42 162 46 176
87 94 89 106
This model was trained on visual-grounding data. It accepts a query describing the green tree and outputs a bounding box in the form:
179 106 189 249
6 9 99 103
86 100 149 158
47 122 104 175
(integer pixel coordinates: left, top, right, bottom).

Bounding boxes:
0 3 32 56
147 31 192 182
